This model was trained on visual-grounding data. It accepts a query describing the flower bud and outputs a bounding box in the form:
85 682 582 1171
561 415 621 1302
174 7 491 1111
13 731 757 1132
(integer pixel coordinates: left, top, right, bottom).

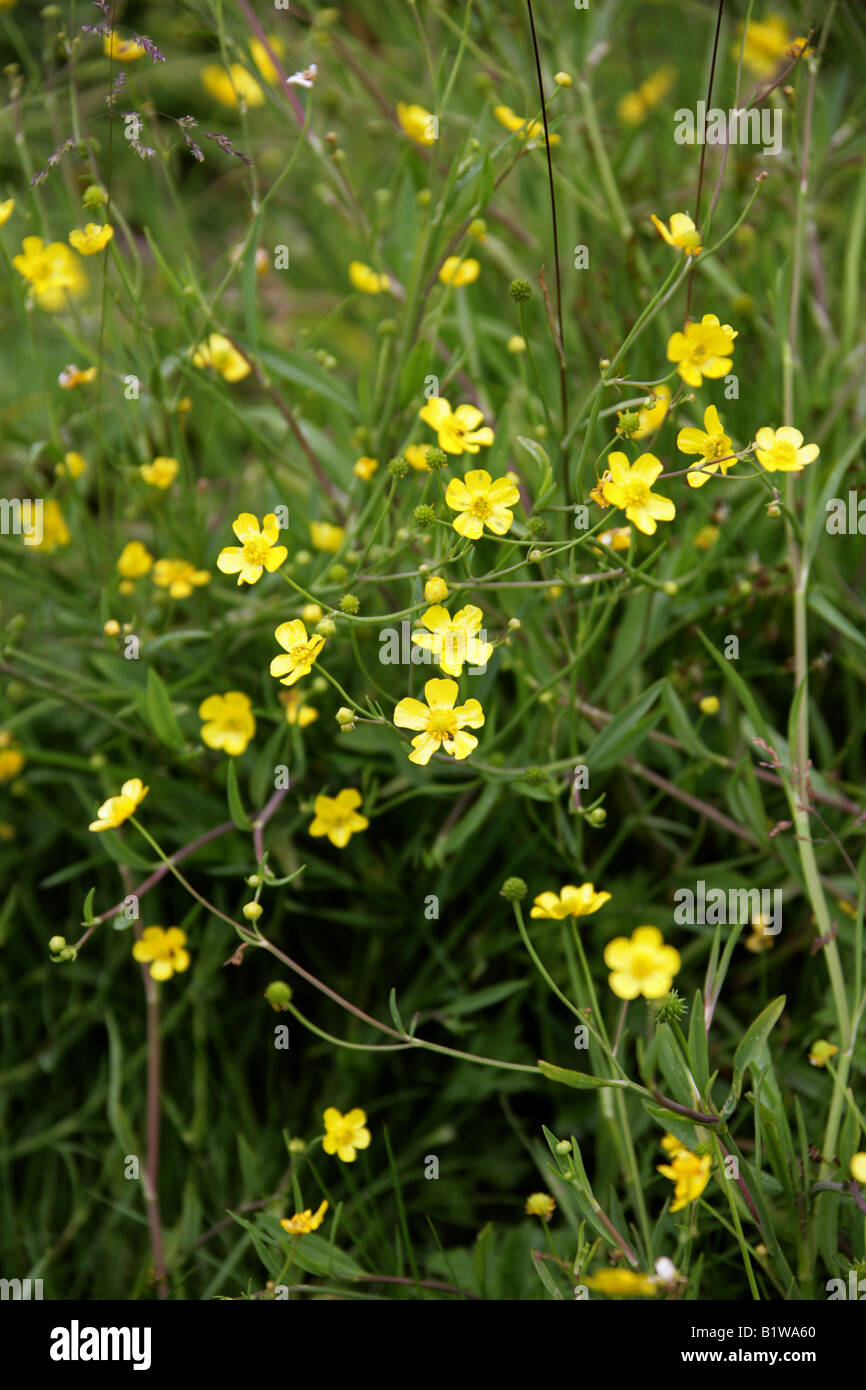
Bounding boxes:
500 876 528 901
424 577 448 602
264 981 293 1011
49 935 66 954
242 902 263 922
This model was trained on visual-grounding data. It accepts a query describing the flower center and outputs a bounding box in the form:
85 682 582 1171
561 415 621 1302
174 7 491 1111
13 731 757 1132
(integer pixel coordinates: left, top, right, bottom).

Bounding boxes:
628 948 659 980
469 496 492 520
622 481 651 510
242 536 270 565
773 441 797 467
428 709 457 736
291 643 314 664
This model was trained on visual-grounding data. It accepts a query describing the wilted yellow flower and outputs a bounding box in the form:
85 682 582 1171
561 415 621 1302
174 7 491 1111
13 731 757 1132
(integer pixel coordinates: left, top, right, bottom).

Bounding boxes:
270 620 325 687
104 33 146 62
13 236 86 310
445 470 519 539
753 427 819 473
657 1147 712 1212
666 313 736 387
117 540 153 578
308 789 369 848
604 926 681 1000
650 212 701 256
31 499 70 551
530 883 611 920
617 66 675 125
152 558 210 599
217 513 288 585
140 456 179 489
584 1268 658 1297
199 692 256 756
411 604 493 677
68 222 113 255
89 777 149 832
322 1107 372 1162
349 261 390 294
494 104 560 145
191 333 250 382
281 1200 328 1236
602 452 675 536
353 455 379 480
310 521 345 552
58 364 97 389
633 384 671 440
677 405 735 488
201 63 264 109
438 256 481 287
397 101 437 145
394 677 484 765
808 1039 838 1068
133 926 191 981
524 1192 556 1221
419 397 494 455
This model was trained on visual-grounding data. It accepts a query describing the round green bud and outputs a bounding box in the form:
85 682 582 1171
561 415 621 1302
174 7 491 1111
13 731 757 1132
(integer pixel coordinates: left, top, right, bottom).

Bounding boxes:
587 807 607 827
288 1137 306 1154
509 278 533 303
49 935 66 954
378 318 397 336
500 876 528 901
329 564 348 583
528 516 548 537
417 188 432 207
335 706 355 726
340 593 360 614
82 184 107 208
524 766 546 786
508 617 521 631
295 549 311 565
264 981 293 1010
246 874 262 887
425 446 448 471
414 504 436 528
316 617 337 637
388 455 409 478
616 410 640 438
662 580 678 596
242 901 263 922
654 989 687 1026
528 548 545 563
555 1138 572 1154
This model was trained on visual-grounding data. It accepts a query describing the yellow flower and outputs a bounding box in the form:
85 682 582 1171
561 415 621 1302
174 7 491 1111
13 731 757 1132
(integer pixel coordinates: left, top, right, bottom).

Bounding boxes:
584 1268 658 1298
132 926 191 981
250 35 285 85
151 558 210 599
322 1107 372 1162
0 198 15 225
217 512 288 585
850 1153 866 1184
117 540 153 578
744 924 775 954
199 692 256 757
201 63 264 109
309 788 369 848
601 452 675 536
524 1192 556 1220
424 576 448 603
348 261 390 294
0 738 25 781
657 1147 712 1212
698 695 719 715
507 335 526 353
310 521 345 552
280 689 318 727
617 66 676 125
753 426 819 473
604 925 681 1000
405 443 433 471
419 397 494 455
140 456 179 490
736 16 808 78
270 620 325 687
13 236 86 310
589 472 612 508
530 883 611 920
438 256 481 287
677 405 735 488
666 313 736 387
58 364 97 389
68 222 114 255
191 333 250 382
56 451 88 479
650 212 702 256
633 385 671 440
280 1199 328 1236
494 104 560 145
31 499 70 551
353 455 379 480
445 470 519 540
104 33 146 62
808 1039 838 1068
660 1132 686 1157
411 604 493 677
89 777 149 832
394 677 484 766
597 526 632 552
397 101 437 145
694 524 720 551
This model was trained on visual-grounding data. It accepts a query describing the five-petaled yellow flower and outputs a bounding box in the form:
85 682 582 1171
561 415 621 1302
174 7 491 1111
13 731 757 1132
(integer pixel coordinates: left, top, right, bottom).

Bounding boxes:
133 926 191 981
524 1192 556 1221
666 313 736 387
530 883 611 920
394 677 484 766
411 605 493 677
270 620 325 687
191 333 251 382
308 789 369 848
69 223 114 255
217 512 288 585
89 777 149 832
601 452 675 535
584 1268 658 1297
438 256 481 287
349 261 390 294
677 405 735 488
140 456 179 490
397 101 437 145
753 426 819 473
494 104 560 145
152 558 210 599
446 470 519 540
419 397 494 455
650 212 701 255
13 236 86 310
657 1140 712 1212
199 692 256 757
603 925 681 1000
323 1107 372 1163
281 1200 328 1236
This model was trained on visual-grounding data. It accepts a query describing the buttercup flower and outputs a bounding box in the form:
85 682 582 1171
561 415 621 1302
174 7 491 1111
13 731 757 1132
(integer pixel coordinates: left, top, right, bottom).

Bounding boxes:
117 541 153 578
132 926 191 981
650 212 701 255
753 427 819 473
249 35 285 85
0 199 14 226
617 66 675 125
396 101 437 145
140 456 179 490
57 452 87 479
199 692 256 756
31 500 70 551
438 256 481 287
405 444 433 471
13 236 86 310
191 333 251 382
280 689 318 727
411 605 493 677
308 789 369 848
89 777 149 832
666 313 736 387
524 1193 556 1221
322 1107 372 1162
530 883 611 920
201 63 264 108
698 695 720 715
808 1039 838 1068
736 16 808 77
494 105 560 145
851 1153 866 1184
394 677 484 765
152 559 210 599
657 1146 712 1212
677 405 735 488
349 261 390 294
281 1200 328 1236
104 33 146 62
424 576 448 603
604 925 681 999
353 456 379 480
270 620 325 687
597 526 632 552
0 734 25 782
310 521 345 553
445 471 519 539
634 385 671 440
419 397 494 455
584 1268 658 1297
59 364 97 389
217 513 288 585
68 223 113 255
601 452 675 536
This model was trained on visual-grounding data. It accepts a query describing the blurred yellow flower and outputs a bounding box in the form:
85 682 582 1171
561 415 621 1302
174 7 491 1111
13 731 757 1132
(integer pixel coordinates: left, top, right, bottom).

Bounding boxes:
117 540 153 578
0 198 14 225
657 1147 712 1212
394 677 484 766
617 66 675 125
349 261 390 294
405 443 433 471
31 499 70 551
602 452 675 536
310 521 345 552
201 63 264 109
698 695 720 715
281 1200 328 1236
133 926 191 981
13 236 86 310
57 452 88 479
524 1192 556 1220
584 1268 658 1297
494 104 560 145
270 620 325 687
850 1153 866 1184
104 33 146 62
438 256 480 287
217 512 288 585
280 689 318 727
530 883 611 920
604 926 681 1000
0 737 25 782
735 16 808 78
308 788 369 848
397 101 437 145
69 223 113 255
633 384 670 440
598 526 632 552
191 333 250 382
250 35 285 85
89 777 149 832
140 456 179 489
199 692 256 756
353 456 379 480
667 314 736 387
152 558 210 599
694 524 720 551
58 364 97 389
808 1039 838 1067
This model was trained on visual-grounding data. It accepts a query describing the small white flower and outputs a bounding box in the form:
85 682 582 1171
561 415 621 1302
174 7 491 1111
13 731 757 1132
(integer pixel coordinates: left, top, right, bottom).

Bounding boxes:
286 64 317 89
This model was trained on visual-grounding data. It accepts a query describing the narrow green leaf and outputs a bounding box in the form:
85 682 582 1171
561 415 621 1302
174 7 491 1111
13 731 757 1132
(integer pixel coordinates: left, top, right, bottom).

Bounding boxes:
732 996 786 1096
226 759 252 831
